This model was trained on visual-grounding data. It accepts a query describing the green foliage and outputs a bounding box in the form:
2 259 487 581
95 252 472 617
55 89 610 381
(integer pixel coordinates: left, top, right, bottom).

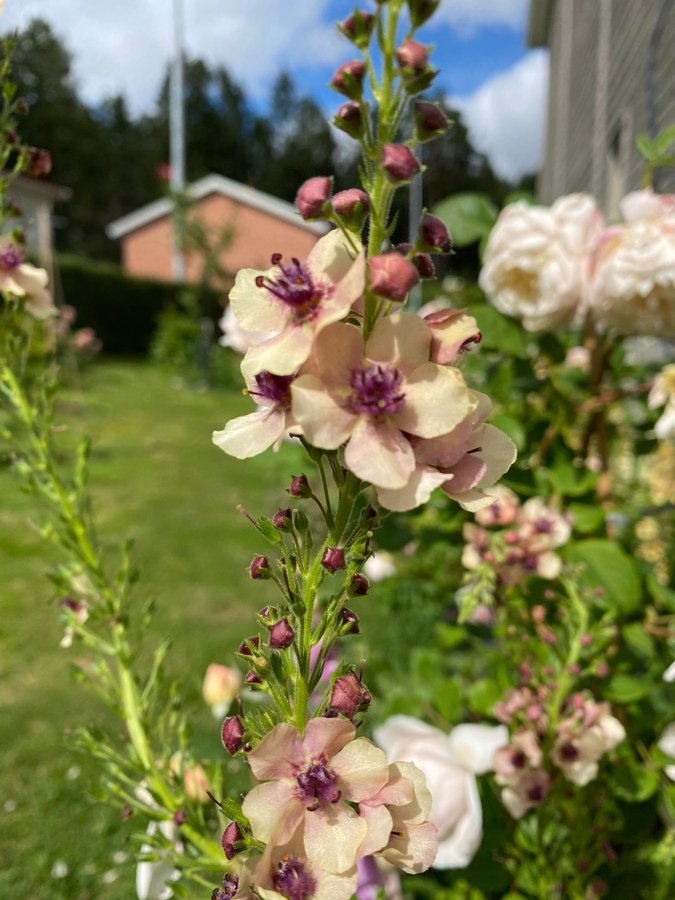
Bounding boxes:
432 192 498 251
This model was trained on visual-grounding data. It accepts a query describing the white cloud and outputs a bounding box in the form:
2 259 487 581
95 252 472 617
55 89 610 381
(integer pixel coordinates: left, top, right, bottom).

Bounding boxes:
455 49 549 181
434 0 528 35
1 0 343 114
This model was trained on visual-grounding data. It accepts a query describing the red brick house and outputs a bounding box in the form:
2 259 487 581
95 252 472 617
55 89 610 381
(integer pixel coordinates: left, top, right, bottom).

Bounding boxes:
106 174 328 283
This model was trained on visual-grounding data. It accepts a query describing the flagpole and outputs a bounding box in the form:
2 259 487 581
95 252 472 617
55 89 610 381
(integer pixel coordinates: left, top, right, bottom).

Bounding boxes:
170 0 186 281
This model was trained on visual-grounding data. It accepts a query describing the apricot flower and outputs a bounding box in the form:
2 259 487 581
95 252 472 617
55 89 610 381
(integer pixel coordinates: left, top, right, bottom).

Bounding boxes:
0 239 54 319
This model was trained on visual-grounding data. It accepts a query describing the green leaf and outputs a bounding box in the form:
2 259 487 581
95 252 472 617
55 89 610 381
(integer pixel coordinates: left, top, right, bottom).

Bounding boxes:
636 133 655 162
569 503 605 534
652 123 675 158
467 678 503 717
613 760 660 801
563 539 641 613
646 574 675 611
432 192 499 247
489 413 526 452
605 673 649 703
621 623 655 660
471 302 528 356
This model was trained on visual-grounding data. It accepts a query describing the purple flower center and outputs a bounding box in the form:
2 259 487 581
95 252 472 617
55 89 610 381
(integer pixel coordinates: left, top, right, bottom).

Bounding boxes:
272 855 317 900
350 365 405 416
257 254 330 322
0 245 24 271
560 741 579 762
249 371 293 409
523 554 539 572
295 756 340 810
527 783 545 803
511 750 527 769
212 874 240 900
535 519 553 534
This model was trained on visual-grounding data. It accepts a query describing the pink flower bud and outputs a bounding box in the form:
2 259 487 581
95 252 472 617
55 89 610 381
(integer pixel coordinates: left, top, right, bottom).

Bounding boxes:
289 473 311 498
382 144 420 182
269 618 295 649
173 809 186 825
334 100 363 139
414 100 448 141
596 662 609 677
340 10 375 47
330 671 371 717
295 176 331 220
331 60 366 98
272 508 292 530
581 633 592 647
221 821 243 860
396 38 429 73
419 213 452 252
249 555 270 579
349 573 370 596
238 635 260 656
26 146 52 178
331 188 370 228
369 252 419 302
245 672 263 685
322 546 346 573
412 251 434 278
341 607 360 634
221 715 244 754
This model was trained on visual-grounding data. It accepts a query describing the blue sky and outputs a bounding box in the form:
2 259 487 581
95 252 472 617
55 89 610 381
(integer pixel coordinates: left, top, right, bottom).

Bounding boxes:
2 0 548 180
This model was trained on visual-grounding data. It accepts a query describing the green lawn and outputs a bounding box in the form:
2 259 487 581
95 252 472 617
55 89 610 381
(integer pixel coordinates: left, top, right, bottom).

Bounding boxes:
0 360 306 898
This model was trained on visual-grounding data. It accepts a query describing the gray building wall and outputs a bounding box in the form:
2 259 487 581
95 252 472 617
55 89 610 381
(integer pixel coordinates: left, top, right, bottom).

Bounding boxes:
534 0 675 215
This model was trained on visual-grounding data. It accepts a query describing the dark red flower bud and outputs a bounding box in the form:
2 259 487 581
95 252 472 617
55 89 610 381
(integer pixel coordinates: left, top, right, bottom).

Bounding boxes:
272 508 293 530
25 147 52 178
330 671 371 717
412 252 435 278
419 213 452 252
331 60 366 98
350 573 370 596
295 176 332 220
414 100 448 142
322 546 346 573
249 555 270 579
221 821 243 860
289 474 311 498
238 635 260 656
369 252 419 301
331 188 370 227
221 715 244 754
269 618 295 649
408 0 441 27
5 129 17 145
341 608 360 634
340 10 375 47
333 100 363 138
396 39 429 73
245 672 263 685
173 809 186 825
382 144 420 182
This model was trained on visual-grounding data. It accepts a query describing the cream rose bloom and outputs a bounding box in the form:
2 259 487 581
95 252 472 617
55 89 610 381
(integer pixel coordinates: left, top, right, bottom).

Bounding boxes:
589 189 675 337
375 715 508 868
648 364 675 440
479 194 602 332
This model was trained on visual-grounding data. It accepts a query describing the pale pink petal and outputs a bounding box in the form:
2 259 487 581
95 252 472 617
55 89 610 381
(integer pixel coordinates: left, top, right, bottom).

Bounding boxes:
212 408 286 459
390 762 432 823
381 821 438 874
447 724 509 775
331 247 366 311
371 763 416 807
345 417 415 489
471 424 518 487
365 312 431 373
433 775 482 868
303 803 368 874
302 717 356 759
536 551 562 578
376 466 448 512
395 364 474 438
230 268 287 332
375 716 448 763
313 864 359 900
241 780 303 845
307 229 356 282
292 375 356 449
411 415 475 468
332 738 389 801
242 325 314 376
358 804 393 857
306 322 365 387
247 723 304 779
442 453 486 493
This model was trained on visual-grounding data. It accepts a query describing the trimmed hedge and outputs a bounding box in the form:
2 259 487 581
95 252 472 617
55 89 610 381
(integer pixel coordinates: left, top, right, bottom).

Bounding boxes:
56 254 191 355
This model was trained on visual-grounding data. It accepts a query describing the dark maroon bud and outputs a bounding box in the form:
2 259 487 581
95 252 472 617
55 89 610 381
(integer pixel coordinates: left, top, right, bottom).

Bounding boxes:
288 474 311 498
249 555 270 580
340 10 375 47
414 100 448 142
221 821 243 860
395 242 413 256
25 146 52 178
259 606 272 620
322 546 346 573
369 252 419 301
213 874 241 900
60 597 84 613
382 144 420 182
333 100 363 138
396 38 429 73
221 715 244 754
331 188 370 227
5 129 17 145
350 573 370 596
295 176 332 220
408 0 441 27
330 671 371 717
341 608 360 634
419 213 452 252
245 672 263 685
238 635 260 656
331 60 366 98
173 809 186 825
272 508 293 530
412 252 435 278
269 618 295 649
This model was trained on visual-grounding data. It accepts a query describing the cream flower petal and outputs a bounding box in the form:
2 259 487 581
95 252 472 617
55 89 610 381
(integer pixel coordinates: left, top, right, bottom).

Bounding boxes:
447 724 509 776
366 312 431 373
345 417 415 489
412 415 476 468
332 737 389 801
241 780 303 845
303 802 368 874
330 247 366 311
442 454 486 493
381 821 438 874
376 466 448 512
358 803 393 857
247 723 305 780
375 716 448 762
292 375 356 449
307 228 355 281
433 774 482 869
314 864 359 900
230 268 287 332
307 322 365 387
242 325 315 376
302 717 356 759
394 364 474 438
212 409 286 459
392 762 433 823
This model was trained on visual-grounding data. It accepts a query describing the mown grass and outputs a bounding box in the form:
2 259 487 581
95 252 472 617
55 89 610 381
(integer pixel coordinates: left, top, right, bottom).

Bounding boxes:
0 360 305 898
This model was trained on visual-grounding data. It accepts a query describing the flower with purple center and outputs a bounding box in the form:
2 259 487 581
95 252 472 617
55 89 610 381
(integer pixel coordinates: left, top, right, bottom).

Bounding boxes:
0 245 24 271
295 757 340 810
292 312 475 491
230 230 365 377
273 855 318 900
0 237 54 319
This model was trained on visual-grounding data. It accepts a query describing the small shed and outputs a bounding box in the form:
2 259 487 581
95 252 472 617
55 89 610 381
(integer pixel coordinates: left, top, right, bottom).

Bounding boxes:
106 174 328 283
6 174 71 287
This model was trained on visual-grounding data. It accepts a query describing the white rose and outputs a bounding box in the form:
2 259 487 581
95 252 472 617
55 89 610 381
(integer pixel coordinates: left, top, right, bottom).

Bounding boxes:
479 194 602 332
136 820 182 900
648 365 675 441
657 722 675 781
374 715 508 869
